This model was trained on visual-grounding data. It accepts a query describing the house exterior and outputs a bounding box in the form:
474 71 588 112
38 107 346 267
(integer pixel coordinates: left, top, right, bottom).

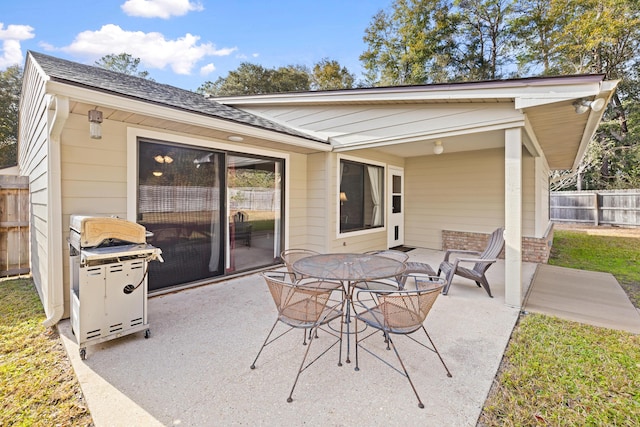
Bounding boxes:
18 51 617 326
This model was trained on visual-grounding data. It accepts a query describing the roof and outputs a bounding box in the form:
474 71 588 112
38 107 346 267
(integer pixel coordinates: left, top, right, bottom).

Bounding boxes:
27 51 326 144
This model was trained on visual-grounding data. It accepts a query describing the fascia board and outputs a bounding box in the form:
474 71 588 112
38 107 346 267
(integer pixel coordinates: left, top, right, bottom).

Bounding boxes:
216 77 607 106
572 82 619 170
45 81 331 152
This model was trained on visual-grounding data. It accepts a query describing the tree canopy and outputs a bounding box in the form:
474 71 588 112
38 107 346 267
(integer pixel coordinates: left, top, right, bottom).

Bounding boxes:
361 0 640 190
95 53 153 80
197 58 356 96
0 65 22 168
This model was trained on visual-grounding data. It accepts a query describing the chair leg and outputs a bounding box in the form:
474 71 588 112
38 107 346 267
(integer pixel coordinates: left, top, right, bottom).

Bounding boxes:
287 325 319 403
421 325 452 378
386 335 425 409
479 278 493 297
250 319 279 369
442 270 455 295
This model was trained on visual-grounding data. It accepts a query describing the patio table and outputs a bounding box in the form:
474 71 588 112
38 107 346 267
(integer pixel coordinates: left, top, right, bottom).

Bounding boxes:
293 253 406 364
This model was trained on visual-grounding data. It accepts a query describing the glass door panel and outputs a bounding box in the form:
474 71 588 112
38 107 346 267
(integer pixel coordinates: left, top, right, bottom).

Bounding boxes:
138 141 224 291
227 154 282 272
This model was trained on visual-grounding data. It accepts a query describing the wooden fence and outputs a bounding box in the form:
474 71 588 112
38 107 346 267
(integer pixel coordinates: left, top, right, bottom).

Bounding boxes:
550 189 640 227
0 175 29 277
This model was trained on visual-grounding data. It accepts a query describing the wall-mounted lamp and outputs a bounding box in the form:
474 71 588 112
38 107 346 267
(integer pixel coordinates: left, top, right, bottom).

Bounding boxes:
88 108 103 139
433 140 444 155
340 192 348 205
227 135 244 142
573 98 606 114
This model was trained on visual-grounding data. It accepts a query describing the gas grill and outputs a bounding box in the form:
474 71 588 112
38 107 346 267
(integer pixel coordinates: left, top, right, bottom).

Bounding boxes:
69 215 163 360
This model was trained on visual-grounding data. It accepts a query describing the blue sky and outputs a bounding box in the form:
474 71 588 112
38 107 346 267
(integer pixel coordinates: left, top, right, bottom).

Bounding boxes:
1 0 390 91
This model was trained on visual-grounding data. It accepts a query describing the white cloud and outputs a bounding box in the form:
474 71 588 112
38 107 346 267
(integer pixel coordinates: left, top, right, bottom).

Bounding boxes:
121 0 204 19
199 63 215 76
0 23 35 68
61 24 236 75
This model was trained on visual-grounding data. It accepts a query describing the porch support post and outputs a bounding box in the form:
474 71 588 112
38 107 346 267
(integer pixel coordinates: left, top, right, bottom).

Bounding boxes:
504 128 522 308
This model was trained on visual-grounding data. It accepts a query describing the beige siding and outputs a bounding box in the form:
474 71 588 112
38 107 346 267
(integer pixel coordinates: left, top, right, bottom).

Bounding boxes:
521 152 536 236
18 60 50 303
286 152 310 250
535 157 551 237
304 152 329 252
404 148 505 250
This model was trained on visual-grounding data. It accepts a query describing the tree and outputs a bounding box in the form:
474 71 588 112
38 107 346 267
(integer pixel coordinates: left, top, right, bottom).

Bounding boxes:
310 58 356 90
95 53 153 80
360 0 458 86
0 65 22 168
198 62 311 96
453 0 515 80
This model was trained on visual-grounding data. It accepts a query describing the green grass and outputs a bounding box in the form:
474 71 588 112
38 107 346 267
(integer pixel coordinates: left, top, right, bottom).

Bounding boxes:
0 279 92 426
480 314 640 426
549 230 640 308
480 229 640 426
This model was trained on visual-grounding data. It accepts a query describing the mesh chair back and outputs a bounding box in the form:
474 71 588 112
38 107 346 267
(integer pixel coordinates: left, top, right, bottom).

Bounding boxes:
263 272 336 327
377 285 442 333
280 249 320 276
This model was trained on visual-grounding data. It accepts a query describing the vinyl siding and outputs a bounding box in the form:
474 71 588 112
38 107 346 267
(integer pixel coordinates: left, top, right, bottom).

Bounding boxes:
18 59 50 306
404 148 506 250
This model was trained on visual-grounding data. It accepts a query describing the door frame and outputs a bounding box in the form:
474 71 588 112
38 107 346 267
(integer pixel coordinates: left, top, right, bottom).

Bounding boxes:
387 166 404 248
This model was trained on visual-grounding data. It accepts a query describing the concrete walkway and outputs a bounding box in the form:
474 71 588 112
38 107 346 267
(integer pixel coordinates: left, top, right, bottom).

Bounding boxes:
58 249 536 427
524 264 640 334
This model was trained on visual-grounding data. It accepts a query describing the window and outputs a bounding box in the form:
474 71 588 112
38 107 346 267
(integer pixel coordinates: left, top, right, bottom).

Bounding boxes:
339 160 384 233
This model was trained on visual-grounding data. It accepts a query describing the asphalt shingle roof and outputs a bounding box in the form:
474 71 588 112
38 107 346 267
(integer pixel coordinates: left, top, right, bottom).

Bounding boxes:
28 51 326 144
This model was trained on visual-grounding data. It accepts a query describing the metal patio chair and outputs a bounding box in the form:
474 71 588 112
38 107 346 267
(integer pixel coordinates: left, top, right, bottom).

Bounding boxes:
280 248 320 280
250 270 344 403
437 227 505 297
353 279 451 409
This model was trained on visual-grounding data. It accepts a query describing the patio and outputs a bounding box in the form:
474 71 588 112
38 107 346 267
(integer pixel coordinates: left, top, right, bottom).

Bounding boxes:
58 249 537 426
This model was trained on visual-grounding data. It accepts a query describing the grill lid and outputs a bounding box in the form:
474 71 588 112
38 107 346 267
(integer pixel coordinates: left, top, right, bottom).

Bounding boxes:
70 215 146 248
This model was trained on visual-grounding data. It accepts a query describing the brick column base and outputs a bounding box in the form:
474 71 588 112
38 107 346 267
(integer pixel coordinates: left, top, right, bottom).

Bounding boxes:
442 225 553 264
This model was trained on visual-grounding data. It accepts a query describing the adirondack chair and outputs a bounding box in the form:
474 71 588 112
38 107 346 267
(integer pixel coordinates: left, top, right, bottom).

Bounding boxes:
437 227 505 297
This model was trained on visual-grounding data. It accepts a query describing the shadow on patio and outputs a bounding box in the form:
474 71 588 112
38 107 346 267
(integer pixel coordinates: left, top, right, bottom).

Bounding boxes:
58 249 537 427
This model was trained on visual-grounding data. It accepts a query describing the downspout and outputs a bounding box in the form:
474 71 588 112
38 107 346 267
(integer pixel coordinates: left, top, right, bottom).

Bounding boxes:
42 95 69 328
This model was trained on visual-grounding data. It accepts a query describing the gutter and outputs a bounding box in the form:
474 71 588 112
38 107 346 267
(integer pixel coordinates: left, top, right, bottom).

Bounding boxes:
42 95 69 328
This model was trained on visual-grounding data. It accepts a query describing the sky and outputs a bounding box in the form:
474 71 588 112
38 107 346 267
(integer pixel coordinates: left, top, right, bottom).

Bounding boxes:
1 0 391 91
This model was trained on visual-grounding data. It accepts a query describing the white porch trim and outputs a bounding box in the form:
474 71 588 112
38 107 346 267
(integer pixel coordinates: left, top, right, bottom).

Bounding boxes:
505 127 523 307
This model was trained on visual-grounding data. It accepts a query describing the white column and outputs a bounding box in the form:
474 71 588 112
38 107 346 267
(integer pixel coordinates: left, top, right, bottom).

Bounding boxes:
504 128 522 307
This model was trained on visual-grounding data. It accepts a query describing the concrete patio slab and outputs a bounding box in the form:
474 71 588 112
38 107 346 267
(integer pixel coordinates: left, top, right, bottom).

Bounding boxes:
58 249 537 427
524 264 640 333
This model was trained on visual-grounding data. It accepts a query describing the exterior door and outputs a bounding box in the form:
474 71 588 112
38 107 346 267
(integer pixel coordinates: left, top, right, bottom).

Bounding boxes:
387 167 404 248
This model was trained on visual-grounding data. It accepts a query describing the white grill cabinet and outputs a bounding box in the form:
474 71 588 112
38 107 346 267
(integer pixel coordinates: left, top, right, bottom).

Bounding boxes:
69 215 163 360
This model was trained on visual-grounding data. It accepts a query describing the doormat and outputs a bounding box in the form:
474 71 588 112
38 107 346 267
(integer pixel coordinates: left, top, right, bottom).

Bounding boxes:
390 245 415 252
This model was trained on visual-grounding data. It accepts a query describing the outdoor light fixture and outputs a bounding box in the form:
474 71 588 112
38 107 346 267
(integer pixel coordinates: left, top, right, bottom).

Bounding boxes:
88 108 103 139
573 98 606 114
227 135 244 142
433 140 444 155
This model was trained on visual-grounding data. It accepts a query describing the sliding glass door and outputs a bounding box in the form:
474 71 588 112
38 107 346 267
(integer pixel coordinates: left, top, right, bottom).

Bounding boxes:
138 140 284 291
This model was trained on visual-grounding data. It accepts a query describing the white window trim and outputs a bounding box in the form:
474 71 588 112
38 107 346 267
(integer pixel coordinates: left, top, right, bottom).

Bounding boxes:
336 153 387 239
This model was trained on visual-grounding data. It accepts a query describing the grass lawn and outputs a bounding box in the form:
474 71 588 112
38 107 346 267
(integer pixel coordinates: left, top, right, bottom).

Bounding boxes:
0 279 93 426
479 228 640 426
